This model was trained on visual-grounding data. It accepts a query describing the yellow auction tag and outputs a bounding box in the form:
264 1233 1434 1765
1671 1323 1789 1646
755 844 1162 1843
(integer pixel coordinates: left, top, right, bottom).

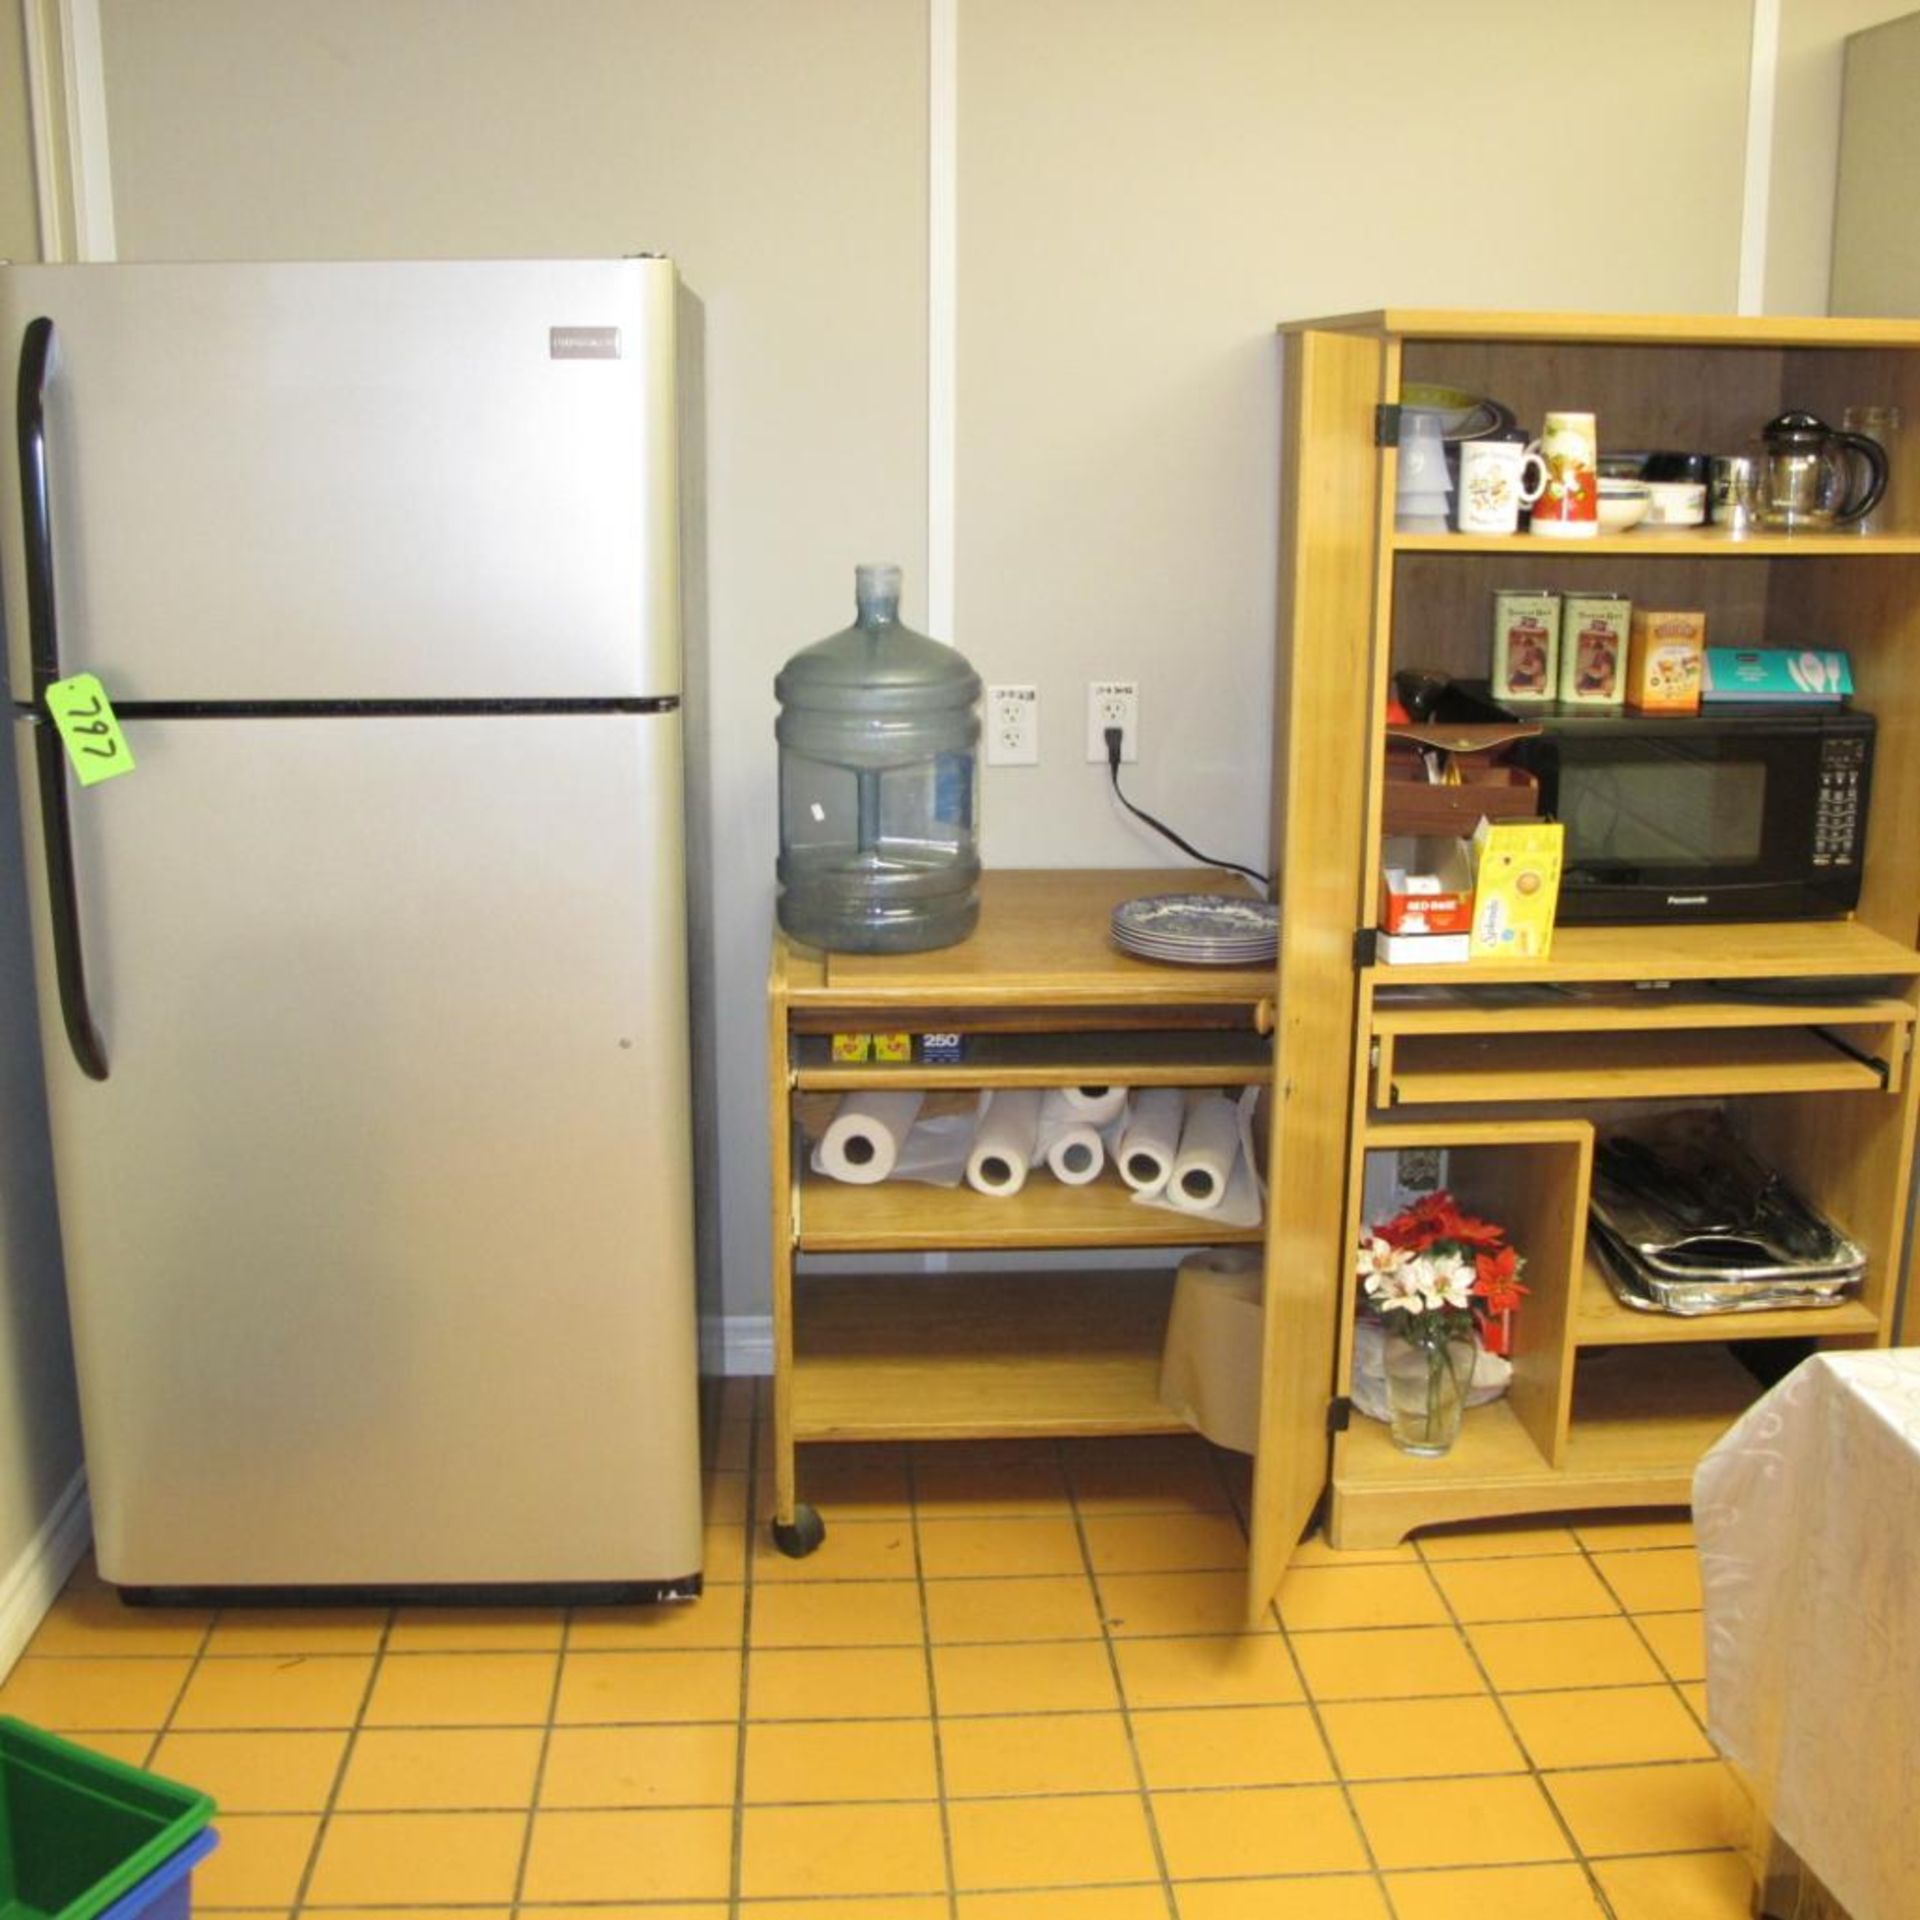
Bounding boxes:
46 673 135 786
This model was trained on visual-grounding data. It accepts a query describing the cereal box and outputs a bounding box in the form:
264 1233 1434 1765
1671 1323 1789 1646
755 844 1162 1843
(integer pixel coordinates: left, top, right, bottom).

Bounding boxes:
1468 818 1565 962
1626 609 1706 713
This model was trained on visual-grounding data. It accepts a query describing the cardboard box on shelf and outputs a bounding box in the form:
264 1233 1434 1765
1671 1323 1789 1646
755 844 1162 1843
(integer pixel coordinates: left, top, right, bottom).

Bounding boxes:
1380 836 1475 936
1469 818 1564 961
1627 609 1706 713
1379 929 1471 965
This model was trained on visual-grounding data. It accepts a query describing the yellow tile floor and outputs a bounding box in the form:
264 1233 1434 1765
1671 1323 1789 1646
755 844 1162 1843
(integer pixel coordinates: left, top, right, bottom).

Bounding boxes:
0 1379 1757 1918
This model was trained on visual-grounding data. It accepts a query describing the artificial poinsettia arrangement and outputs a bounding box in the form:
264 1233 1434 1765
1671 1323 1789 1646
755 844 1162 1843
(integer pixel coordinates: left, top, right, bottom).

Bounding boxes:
1355 1189 1530 1357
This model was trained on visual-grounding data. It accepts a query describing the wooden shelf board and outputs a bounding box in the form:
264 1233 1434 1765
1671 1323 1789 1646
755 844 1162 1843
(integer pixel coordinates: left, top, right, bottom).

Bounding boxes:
1288 309 1920 349
1576 1255 1880 1346
796 1062 1266 1092
797 1165 1264 1252
1372 993 1915 1037
1385 1026 1887 1105
1368 919 1920 987
1393 529 1920 557
786 870 1273 1013
789 1270 1191 1440
1330 1343 1762 1546
791 1028 1270 1091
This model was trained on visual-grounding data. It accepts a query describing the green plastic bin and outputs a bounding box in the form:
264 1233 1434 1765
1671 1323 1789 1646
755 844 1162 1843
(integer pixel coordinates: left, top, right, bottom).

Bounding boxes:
0 1719 214 1920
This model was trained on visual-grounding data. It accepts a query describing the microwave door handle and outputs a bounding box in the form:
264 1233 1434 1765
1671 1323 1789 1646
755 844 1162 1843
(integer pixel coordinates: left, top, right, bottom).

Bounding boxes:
18 317 108 1081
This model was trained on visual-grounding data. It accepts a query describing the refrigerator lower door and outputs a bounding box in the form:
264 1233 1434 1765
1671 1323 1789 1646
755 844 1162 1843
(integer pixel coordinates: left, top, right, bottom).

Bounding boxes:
14 709 701 1591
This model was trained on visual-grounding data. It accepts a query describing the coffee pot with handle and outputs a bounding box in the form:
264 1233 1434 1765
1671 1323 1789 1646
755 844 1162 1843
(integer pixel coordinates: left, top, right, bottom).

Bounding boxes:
1755 410 1889 531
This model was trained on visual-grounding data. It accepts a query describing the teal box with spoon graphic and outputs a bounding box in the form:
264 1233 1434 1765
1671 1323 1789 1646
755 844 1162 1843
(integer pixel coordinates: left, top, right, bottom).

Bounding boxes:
1702 648 1853 703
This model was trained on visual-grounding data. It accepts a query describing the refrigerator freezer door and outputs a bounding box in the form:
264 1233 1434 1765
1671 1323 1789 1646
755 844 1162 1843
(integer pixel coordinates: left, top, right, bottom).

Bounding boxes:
14 710 701 1588
1 260 679 705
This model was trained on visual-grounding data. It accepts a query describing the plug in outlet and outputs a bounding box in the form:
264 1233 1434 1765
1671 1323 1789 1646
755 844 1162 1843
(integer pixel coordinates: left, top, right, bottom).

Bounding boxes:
1087 680 1138 763
986 684 1039 766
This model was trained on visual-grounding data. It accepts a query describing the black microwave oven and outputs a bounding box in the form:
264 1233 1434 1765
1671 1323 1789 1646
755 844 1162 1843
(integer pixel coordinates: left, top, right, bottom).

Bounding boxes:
1470 696 1874 922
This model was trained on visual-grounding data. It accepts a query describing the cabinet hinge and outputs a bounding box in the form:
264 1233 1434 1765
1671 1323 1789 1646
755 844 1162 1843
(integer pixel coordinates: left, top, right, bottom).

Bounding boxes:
1326 1395 1353 1434
1374 403 1401 448
1352 928 1378 969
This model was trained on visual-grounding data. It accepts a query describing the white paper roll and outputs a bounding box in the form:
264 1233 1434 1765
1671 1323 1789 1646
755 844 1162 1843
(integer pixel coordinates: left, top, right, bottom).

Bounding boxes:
966 1089 1043 1196
816 1091 924 1184
1116 1086 1184 1194
1168 1091 1241 1213
1060 1084 1128 1126
1036 1089 1105 1186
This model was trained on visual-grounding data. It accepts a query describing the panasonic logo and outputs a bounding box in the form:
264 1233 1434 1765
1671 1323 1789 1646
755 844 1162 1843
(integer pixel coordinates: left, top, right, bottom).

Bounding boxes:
1666 894 1710 906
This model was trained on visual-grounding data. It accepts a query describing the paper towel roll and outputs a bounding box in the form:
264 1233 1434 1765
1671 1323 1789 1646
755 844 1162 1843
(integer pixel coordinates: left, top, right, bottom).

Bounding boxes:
816 1091 925 1184
1168 1091 1241 1213
1036 1089 1105 1186
1060 1085 1128 1126
966 1089 1043 1196
1116 1086 1185 1194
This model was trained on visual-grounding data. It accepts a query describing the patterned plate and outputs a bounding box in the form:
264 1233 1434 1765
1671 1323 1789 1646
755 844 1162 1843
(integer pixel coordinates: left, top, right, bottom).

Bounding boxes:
1110 893 1278 965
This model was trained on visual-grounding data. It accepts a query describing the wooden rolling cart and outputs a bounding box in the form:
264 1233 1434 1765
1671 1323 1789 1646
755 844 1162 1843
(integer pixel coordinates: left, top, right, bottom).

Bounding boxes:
765 869 1294 1583
1272 309 1920 1557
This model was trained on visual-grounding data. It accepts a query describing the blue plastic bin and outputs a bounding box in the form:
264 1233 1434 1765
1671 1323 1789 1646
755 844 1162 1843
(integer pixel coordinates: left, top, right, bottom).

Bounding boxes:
94 1832 217 1920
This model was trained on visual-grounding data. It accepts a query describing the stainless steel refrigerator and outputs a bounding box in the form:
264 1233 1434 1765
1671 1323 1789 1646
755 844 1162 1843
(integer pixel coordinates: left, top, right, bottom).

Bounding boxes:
0 258 703 1601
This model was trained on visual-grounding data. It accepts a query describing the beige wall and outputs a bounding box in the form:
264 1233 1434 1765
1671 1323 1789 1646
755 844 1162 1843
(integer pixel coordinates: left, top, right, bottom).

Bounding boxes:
0 0 87 1635
1830 10 1920 314
29 0 1861 1343
1766 0 1917 313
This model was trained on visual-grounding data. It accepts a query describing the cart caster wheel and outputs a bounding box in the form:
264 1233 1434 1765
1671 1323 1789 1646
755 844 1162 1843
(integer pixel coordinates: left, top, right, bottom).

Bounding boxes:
771 1504 826 1558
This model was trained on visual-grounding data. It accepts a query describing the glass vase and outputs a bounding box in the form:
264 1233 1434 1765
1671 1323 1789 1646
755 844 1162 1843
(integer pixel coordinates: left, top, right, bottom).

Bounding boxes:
1382 1329 1476 1457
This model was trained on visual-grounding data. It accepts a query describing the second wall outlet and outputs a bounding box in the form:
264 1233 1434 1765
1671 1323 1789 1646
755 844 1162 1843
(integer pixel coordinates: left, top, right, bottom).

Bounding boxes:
1087 679 1138 763
986 684 1040 765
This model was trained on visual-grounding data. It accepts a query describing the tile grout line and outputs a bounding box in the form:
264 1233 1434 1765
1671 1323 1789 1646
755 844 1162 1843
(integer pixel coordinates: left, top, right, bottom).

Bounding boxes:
726 1380 763 1920
1265 1539 1401 1919
1412 1527 1625 1920
1064 1448 1187 1920
904 1440 962 1920
506 1595 572 1912
287 1604 397 1917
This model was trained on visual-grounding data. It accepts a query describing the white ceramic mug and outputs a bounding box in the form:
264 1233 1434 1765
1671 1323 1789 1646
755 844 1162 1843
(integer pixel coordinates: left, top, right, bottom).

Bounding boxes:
1456 441 1549 535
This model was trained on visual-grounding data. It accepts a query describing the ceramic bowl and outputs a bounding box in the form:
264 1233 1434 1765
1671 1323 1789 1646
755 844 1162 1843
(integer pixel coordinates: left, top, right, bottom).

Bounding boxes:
1597 478 1652 533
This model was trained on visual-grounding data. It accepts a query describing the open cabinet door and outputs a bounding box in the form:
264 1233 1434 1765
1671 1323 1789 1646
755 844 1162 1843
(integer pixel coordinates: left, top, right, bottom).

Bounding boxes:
1246 326 1387 1619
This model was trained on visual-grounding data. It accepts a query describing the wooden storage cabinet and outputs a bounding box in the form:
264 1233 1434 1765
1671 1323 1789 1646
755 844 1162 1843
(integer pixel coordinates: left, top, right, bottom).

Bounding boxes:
767 869 1278 1580
1273 311 1920 1559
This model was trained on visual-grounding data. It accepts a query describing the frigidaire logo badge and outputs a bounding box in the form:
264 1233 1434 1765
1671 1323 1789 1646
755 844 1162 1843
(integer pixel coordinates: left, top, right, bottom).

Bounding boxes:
1667 895 1709 906
550 327 622 360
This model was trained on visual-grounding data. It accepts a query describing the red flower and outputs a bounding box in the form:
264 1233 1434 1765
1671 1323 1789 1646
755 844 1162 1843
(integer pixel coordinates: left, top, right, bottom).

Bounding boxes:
1471 1245 1529 1315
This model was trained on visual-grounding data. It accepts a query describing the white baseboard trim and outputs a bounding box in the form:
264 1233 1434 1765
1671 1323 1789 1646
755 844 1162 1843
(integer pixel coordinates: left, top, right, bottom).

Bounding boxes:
701 1313 773 1377
0 1470 91 1678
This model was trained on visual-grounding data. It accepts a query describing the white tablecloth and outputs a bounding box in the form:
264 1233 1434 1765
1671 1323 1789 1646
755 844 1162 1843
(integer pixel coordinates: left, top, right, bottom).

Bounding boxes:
1694 1350 1920 1920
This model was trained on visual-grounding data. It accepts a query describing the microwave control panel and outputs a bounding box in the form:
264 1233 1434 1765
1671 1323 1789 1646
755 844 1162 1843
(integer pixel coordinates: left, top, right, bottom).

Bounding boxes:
1814 734 1870 867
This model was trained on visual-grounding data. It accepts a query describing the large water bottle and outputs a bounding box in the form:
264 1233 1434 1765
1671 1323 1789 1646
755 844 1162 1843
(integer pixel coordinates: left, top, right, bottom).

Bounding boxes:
776 563 981 953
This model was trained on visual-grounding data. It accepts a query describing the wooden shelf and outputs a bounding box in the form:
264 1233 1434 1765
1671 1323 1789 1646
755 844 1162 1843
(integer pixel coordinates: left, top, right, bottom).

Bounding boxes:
1331 1343 1765 1547
1576 1254 1880 1346
1368 918 1920 987
1291 309 1920 348
1381 1026 1890 1106
1372 991 1915 1037
792 1027 1270 1091
789 1271 1191 1441
1393 529 1920 557
796 1164 1263 1252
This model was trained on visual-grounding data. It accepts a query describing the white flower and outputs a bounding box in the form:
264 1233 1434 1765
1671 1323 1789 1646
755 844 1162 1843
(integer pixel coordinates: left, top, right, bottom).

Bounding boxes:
1355 1236 1410 1284
1363 1262 1431 1315
1424 1254 1476 1313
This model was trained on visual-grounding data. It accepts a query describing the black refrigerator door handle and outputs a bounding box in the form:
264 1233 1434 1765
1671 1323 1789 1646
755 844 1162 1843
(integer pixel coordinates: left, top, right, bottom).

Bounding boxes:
18 316 108 1081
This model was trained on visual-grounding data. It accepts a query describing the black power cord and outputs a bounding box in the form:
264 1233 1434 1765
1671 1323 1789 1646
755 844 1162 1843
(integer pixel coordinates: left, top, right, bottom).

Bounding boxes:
1103 726 1271 889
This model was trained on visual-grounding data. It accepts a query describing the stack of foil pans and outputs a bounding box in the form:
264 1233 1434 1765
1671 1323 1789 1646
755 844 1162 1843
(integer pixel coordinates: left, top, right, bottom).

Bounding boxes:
1588 1114 1865 1316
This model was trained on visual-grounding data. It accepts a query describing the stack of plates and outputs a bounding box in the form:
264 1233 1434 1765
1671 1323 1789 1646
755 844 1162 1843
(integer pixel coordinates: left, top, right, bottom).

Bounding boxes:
1110 894 1278 967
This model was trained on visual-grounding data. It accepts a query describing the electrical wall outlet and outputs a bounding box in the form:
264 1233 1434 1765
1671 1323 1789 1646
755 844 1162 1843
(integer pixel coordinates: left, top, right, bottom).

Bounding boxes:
1086 679 1139 763
986 684 1039 765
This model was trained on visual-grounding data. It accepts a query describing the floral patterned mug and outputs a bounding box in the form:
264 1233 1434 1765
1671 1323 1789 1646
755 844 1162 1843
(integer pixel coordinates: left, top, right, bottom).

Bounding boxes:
1457 441 1549 535
1528 410 1600 538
